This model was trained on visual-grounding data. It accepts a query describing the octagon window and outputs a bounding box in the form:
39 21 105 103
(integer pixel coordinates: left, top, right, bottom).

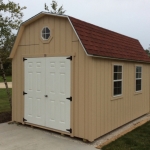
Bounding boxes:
42 27 50 40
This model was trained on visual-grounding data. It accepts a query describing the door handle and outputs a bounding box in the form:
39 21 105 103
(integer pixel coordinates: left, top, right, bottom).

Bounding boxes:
45 95 48 97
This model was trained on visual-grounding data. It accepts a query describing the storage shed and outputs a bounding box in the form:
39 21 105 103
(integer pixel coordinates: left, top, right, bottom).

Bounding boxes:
9 12 150 142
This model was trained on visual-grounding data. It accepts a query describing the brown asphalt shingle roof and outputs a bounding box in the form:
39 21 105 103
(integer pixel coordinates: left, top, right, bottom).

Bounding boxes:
69 16 150 62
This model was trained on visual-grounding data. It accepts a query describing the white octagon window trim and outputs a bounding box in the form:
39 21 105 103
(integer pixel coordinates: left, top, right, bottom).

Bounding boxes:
40 27 53 44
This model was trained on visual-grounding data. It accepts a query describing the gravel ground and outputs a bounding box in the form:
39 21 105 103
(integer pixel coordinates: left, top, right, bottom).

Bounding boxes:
0 82 12 88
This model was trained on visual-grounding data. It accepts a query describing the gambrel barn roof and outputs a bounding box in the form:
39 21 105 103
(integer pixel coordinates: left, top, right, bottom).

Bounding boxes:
10 12 150 63
69 17 150 62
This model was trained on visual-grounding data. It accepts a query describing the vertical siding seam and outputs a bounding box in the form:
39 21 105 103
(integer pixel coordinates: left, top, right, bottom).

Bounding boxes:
91 57 93 140
104 60 106 133
86 56 89 139
12 59 16 121
99 59 102 136
20 51 23 122
77 41 80 136
64 19 66 53
64 20 67 53
84 53 85 139
128 62 130 121
59 18 61 53
77 35 79 136
33 23 35 54
44 58 46 125
29 25 31 54
54 17 55 53
71 27 76 135
96 59 97 137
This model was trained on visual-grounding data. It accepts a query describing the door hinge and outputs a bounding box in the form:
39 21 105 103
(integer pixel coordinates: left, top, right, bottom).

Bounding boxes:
66 97 72 101
66 56 72 61
23 91 27 95
23 118 27 122
23 58 27 61
66 128 72 133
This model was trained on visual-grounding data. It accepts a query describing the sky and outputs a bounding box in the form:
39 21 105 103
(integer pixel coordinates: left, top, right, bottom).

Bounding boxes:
4 0 150 49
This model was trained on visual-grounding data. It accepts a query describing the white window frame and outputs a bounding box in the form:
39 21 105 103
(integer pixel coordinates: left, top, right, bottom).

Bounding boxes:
113 65 123 97
41 27 50 40
135 66 142 92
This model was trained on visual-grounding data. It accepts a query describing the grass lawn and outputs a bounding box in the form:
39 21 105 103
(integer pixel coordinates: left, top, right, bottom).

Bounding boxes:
0 88 12 113
0 76 12 82
102 121 150 150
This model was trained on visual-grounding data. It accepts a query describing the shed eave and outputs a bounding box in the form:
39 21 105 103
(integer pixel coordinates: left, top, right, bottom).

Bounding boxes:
67 17 92 57
92 54 150 64
9 25 25 59
22 12 68 26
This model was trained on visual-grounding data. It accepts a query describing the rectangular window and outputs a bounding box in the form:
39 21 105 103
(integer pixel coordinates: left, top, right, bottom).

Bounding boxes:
113 65 122 96
136 66 142 91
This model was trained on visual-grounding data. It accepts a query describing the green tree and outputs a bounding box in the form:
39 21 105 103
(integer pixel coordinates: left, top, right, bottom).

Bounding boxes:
0 0 26 75
145 49 150 56
44 0 66 15
145 44 150 57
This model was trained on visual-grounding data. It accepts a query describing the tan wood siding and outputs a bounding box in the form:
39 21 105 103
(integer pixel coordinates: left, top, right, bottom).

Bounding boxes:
12 15 150 142
89 59 150 140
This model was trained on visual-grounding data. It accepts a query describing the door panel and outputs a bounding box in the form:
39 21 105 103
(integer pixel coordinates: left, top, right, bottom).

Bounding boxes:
24 58 45 126
24 57 70 132
45 57 70 132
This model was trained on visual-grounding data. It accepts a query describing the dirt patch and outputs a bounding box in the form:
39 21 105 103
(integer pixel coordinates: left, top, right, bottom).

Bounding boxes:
0 112 11 123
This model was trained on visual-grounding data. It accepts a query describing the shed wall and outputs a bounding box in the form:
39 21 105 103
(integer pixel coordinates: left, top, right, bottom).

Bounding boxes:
12 15 150 142
89 58 150 141
12 16 91 140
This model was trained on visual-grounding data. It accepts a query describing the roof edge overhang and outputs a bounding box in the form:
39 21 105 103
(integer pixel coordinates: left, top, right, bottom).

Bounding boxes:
67 17 91 57
22 12 68 26
9 25 24 59
92 54 150 64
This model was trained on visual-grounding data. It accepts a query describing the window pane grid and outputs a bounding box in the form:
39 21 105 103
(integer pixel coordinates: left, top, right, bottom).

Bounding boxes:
114 73 122 80
135 66 142 92
113 65 122 96
42 27 50 40
136 73 141 79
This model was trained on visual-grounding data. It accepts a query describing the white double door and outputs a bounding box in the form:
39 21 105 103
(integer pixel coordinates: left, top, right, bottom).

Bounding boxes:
24 57 71 132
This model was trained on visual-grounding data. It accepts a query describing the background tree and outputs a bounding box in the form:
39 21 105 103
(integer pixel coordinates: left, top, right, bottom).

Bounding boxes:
44 0 66 15
145 44 150 57
0 0 26 75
